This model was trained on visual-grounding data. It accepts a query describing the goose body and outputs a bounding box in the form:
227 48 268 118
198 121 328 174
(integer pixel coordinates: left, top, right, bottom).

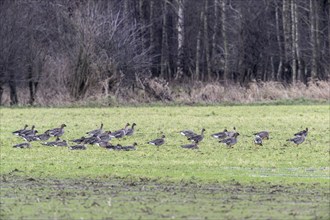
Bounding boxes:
125 123 137 136
287 135 305 146
180 130 197 138
254 135 263 146
83 136 100 145
220 132 240 147
211 129 228 139
13 142 31 148
71 136 86 144
86 123 104 137
70 144 87 150
188 128 205 143
41 137 62 146
226 127 237 138
148 135 165 146
34 131 51 141
47 124 66 137
98 131 112 141
110 123 130 138
20 125 37 137
115 143 137 151
294 128 308 137
254 131 269 140
13 124 29 136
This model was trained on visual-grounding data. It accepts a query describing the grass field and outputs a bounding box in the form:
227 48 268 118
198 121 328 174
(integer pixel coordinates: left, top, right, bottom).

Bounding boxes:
0 105 329 219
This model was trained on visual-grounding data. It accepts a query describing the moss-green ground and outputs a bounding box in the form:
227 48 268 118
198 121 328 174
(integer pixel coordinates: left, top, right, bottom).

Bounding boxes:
0 105 329 219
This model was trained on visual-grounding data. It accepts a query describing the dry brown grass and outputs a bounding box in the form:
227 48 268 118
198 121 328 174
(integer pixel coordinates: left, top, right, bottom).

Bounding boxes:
1 80 329 106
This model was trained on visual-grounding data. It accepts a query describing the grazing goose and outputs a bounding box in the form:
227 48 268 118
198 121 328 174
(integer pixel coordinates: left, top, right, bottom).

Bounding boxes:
147 135 166 146
71 136 86 144
254 135 263 146
34 131 51 141
41 137 62 146
220 132 240 147
12 124 29 136
46 124 66 137
294 128 308 137
286 135 306 146
125 123 137 136
116 143 138 151
188 128 206 143
69 144 87 150
211 129 228 139
181 142 199 149
86 123 104 137
180 130 196 138
254 131 269 140
13 142 31 148
110 123 130 138
226 127 237 138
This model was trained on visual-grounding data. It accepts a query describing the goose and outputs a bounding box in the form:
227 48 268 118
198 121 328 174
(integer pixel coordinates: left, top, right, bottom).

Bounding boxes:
180 130 196 138
181 142 199 149
254 131 269 140
12 124 29 136
82 136 100 145
96 139 111 148
125 123 137 136
254 135 263 146
286 135 305 146
46 124 66 137
110 123 130 138
226 127 237 138
41 137 62 146
69 144 87 150
294 128 308 137
86 123 104 137
71 136 86 144
13 142 31 148
220 132 240 147
54 140 68 147
20 125 38 137
147 135 165 146
98 131 112 142
188 128 206 143
211 129 228 139
116 142 138 151
22 134 37 142
34 131 51 141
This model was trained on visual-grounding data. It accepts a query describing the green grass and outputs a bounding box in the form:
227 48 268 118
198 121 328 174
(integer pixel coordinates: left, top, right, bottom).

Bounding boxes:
0 105 329 219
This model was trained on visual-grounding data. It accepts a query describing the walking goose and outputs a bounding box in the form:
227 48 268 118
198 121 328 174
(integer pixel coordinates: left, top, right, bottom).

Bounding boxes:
181 142 199 149
211 129 228 139
47 124 66 137
220 132 240 147
125 123 137 136
188 128 206 143
254 135 263 146
12 124 29 136
294 128 308 137
286 135 306 146
147 135 166 146
254 131 269 140
86 123 104 137
13 142 31 148
180 130 197 138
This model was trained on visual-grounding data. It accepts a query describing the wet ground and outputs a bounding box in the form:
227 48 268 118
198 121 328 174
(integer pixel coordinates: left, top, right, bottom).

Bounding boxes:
1 174 329 219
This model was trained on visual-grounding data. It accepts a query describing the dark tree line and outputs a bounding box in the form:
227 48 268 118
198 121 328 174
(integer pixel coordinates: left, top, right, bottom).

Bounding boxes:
0 0 329 105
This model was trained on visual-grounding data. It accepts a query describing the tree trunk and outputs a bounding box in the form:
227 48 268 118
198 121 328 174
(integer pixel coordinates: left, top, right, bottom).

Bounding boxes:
175 0 185 80
310 0 317 81
291 0 296 83
211 0 219 80
220 0 229 84
9 74 18 105
275 2 283 81
195 9 203 81
160 0 169 79
204 0 211 81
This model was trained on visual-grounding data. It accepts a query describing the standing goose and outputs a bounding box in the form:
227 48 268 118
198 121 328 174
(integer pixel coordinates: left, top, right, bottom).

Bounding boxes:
86 123 104 137
286 135 306 146
47 124 66 137
180 130 197 139
20 125 37 137
254 131 269 140
181 142 199 149
254 135 263 146
147 135 166 146
211 129 228 139
125 123 137 136
294 128 308 137
110 123 130 138
220 132 240 147
188 128 206 143
13 142 31 148
12 124 29 136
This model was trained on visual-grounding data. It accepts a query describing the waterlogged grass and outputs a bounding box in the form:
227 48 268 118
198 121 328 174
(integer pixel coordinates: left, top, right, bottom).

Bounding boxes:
0 105 329 219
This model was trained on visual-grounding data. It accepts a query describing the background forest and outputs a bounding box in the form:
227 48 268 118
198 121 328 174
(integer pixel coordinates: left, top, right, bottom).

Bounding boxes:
0 0 329 105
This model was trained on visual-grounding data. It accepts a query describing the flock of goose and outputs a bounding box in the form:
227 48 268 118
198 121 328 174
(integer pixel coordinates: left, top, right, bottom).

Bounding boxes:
11 123 309 150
